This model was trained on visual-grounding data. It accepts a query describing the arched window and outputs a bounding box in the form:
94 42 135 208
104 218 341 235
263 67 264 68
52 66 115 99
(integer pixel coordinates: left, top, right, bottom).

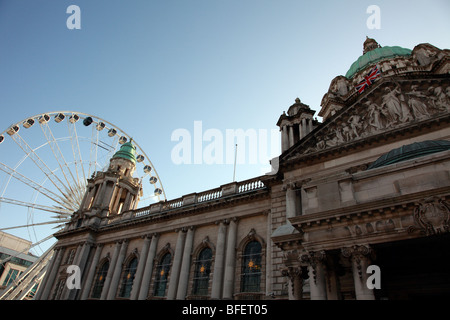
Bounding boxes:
153 253 171 297
191 247 212 296
119 257 138 298
241 241 262 292
91 260 109 299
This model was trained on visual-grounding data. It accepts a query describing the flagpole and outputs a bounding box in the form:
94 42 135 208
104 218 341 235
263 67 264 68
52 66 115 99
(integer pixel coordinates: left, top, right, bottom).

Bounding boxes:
233 143 238 182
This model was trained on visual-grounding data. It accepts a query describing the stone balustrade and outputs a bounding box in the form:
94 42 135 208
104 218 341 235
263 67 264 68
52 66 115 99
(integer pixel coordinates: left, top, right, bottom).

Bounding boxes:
133 177 266 219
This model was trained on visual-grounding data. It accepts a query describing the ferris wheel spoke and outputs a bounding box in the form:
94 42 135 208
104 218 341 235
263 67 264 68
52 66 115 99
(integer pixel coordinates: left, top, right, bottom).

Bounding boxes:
67 116 87 191
0 197 73 216
0 219 70 232
38 121 80 201
0 161 75 211
9 132 74 201
29 234 57 249
88 124 100 178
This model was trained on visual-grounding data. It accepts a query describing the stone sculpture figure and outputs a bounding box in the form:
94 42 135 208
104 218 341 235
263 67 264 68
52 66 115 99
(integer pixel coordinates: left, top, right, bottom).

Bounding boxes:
407 85 430 119
381 87 403 124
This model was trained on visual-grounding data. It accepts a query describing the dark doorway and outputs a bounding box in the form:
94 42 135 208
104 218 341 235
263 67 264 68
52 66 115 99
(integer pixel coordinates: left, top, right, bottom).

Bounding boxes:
373 234 450 299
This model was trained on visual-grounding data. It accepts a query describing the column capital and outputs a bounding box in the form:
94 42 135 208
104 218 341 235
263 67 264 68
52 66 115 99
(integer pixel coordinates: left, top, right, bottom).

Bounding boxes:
341 245 372 259
215 219 229 226
341 245 374 280
230 216 240 223
281 266 303 280
300 250 326 285
300 250 326 264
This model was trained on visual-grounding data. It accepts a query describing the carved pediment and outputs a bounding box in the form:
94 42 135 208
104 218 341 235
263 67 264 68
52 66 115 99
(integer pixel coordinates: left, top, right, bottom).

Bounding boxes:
281 77 450 163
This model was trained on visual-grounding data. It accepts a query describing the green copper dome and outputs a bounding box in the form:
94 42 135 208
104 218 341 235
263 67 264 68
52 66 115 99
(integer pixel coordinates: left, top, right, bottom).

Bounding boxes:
368 140 450 170
345 46 412 79
112 140 137 164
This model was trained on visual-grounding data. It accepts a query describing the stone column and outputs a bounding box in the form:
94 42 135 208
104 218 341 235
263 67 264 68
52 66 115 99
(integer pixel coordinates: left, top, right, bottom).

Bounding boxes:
281 126 289 152
102 182 116 210
211 220 228 299
167 228 187 299
138 234 159 300
80 244 103 300
302 251 327 300
301 118 307 139
129 235 151 300
177 226 195 299
93 181 107 207
107 239 128 299
37 247 64 300
222 218 238 299
341 245 375 300
308 118 313 133
288 125 294 147
282 266 303 300
112 188 124 213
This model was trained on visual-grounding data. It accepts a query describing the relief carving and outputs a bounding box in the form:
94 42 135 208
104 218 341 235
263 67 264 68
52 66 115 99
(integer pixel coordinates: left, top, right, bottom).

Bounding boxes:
408 197 450 236
304 82 450 154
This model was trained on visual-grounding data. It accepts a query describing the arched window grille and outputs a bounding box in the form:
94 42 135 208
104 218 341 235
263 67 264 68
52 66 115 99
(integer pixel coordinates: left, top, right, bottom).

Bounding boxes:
91 260 109 298
153 253 171 297
119 257 138 298
240 241 262 293
191 247 212 296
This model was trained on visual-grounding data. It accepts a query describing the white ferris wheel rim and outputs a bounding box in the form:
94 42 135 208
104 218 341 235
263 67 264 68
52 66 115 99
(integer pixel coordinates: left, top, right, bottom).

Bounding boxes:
0 110 167 251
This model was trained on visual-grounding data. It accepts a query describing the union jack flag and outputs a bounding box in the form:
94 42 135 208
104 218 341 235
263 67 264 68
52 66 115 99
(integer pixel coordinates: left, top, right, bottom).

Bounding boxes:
355 65 381 94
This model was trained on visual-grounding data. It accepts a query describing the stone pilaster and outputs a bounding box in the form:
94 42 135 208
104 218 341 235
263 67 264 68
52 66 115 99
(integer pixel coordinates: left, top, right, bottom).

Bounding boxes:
129 235 151 300
167 228 187 299
223 218 238 299
177 226 195 299
107 239 128 299
80 244 103 300
211 220 228 299
138 233 159 300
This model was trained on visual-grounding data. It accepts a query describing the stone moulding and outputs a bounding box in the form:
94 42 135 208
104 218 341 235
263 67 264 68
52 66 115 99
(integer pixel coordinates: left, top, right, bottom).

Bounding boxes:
286 188 450 249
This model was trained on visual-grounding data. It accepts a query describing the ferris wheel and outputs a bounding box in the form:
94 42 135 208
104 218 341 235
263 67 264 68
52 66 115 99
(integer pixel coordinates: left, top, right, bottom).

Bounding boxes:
0 111 166 256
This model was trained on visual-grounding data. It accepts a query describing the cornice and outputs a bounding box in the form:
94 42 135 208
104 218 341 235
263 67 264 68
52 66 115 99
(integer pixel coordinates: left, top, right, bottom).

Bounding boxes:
289 186 450 233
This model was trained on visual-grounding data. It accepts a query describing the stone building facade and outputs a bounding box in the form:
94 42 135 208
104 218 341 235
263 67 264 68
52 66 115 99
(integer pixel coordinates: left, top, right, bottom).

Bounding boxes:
37 38 450 300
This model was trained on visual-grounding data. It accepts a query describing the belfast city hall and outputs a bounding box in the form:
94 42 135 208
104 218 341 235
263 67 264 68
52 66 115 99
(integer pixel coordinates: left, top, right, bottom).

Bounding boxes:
36 37 450 300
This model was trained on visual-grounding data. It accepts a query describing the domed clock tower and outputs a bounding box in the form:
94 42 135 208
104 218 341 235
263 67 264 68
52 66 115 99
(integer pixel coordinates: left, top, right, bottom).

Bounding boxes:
72 140 143 228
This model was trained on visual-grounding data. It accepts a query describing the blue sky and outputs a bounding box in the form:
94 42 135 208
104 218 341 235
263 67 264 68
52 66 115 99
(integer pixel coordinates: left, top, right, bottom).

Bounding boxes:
0 0 449 253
